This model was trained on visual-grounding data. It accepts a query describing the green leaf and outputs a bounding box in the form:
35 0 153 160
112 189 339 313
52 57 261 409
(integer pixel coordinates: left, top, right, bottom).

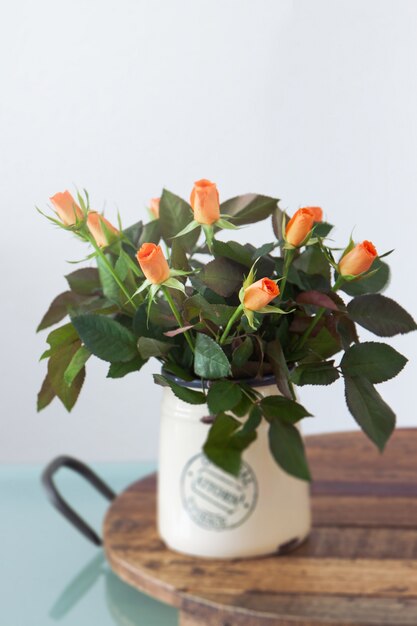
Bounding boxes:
252 242 277 258
290 361 339 386
201 257 245 297
123 220 144 247
159 189 200 249
207 381 243 413
184 295 235 327
204 304 237 327
194 334 231 379
171 239 190 272
161 362 195 381
153 373 206 404
336 315 359 350
268 419 311 481
203 412 257 476
41 324 81 361
305 325 342 360
107 356 146 378
47 323 79 350
341 342 407 384
137 337 173 359
72 314 137 362
347 294 417 337
37 373 56 411
138 219 161 245
340 258 390 296
212 240 253 267
293 245 330 279
37 291 86 331
232 391 253 417
239 404 262 435
344 375 396 451
97 256 121 304
232 337 253 368
266 339 293 399
132 303 153 337
65 268 101 295
64 346 91 386
48 343 85 411
114 251 130 281
260 396 312 424
272 205 287 241
221 194 278 226
313 222 333 237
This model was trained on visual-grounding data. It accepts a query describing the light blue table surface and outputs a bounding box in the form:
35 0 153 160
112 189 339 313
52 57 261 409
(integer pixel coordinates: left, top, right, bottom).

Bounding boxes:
0 462 178 626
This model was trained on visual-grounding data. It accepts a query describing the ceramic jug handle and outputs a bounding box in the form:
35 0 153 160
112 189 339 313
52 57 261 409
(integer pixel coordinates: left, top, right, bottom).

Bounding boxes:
41 455 116 546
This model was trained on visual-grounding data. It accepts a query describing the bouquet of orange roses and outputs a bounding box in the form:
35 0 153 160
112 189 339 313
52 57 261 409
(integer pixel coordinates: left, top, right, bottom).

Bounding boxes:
37 181 416 479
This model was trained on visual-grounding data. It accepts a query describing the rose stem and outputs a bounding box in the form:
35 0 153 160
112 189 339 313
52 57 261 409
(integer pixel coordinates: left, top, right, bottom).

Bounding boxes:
220 304 243 345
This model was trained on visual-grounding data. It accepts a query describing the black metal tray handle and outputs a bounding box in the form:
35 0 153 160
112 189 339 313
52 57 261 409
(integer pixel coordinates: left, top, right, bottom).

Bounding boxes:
42 455 116 546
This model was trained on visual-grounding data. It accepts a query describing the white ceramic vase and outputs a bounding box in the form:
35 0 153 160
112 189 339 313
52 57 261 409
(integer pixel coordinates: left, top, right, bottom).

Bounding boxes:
157 377 311 559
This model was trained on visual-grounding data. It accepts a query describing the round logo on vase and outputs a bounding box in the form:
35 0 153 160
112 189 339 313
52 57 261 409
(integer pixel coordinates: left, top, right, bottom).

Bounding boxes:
180 453 258 531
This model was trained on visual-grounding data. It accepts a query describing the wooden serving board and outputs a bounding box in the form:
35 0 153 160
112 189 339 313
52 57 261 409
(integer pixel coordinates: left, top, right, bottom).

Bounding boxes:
103 429 417 626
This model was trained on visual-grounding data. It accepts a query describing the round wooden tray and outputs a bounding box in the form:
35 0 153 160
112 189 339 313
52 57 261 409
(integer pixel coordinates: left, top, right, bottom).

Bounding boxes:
103 429 417 626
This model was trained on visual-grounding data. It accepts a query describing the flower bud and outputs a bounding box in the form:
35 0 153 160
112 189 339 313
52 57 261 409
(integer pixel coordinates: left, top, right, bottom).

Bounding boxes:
303 206 323 222
243 278 280 311
339 240 378 276
86 212 119 247
136 243 170 284
190 179 220 225
150 197 160 218
285 208 315 246
50 191 83 225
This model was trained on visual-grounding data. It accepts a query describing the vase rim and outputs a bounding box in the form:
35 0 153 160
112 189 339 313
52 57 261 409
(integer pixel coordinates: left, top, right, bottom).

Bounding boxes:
161 369 277 390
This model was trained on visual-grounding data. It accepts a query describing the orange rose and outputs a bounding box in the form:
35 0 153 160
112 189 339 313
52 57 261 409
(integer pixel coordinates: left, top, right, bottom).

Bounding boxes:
50 190 83 225
190 179 220 225
339 240 378 276
303 206 323 222
150 197 160 218
285 208 315 246
136 243 170 284
243 278 280 311
86 212 119 247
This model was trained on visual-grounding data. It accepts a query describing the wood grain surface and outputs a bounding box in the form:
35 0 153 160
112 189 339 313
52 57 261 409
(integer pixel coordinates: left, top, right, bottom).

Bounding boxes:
103 429 417 625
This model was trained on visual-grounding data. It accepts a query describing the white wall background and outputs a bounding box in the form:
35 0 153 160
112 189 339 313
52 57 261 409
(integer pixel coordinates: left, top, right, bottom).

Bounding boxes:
1 0 416 463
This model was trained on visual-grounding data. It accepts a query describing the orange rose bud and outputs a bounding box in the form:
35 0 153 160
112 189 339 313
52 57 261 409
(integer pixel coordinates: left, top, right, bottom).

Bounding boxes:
243 278 280 311
190 179 220 225
285 208 315 246
86 211 119 247
136 243 170 284
303 206 323 222
339 240 378 276
150 197 160 218
50 190 83 226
